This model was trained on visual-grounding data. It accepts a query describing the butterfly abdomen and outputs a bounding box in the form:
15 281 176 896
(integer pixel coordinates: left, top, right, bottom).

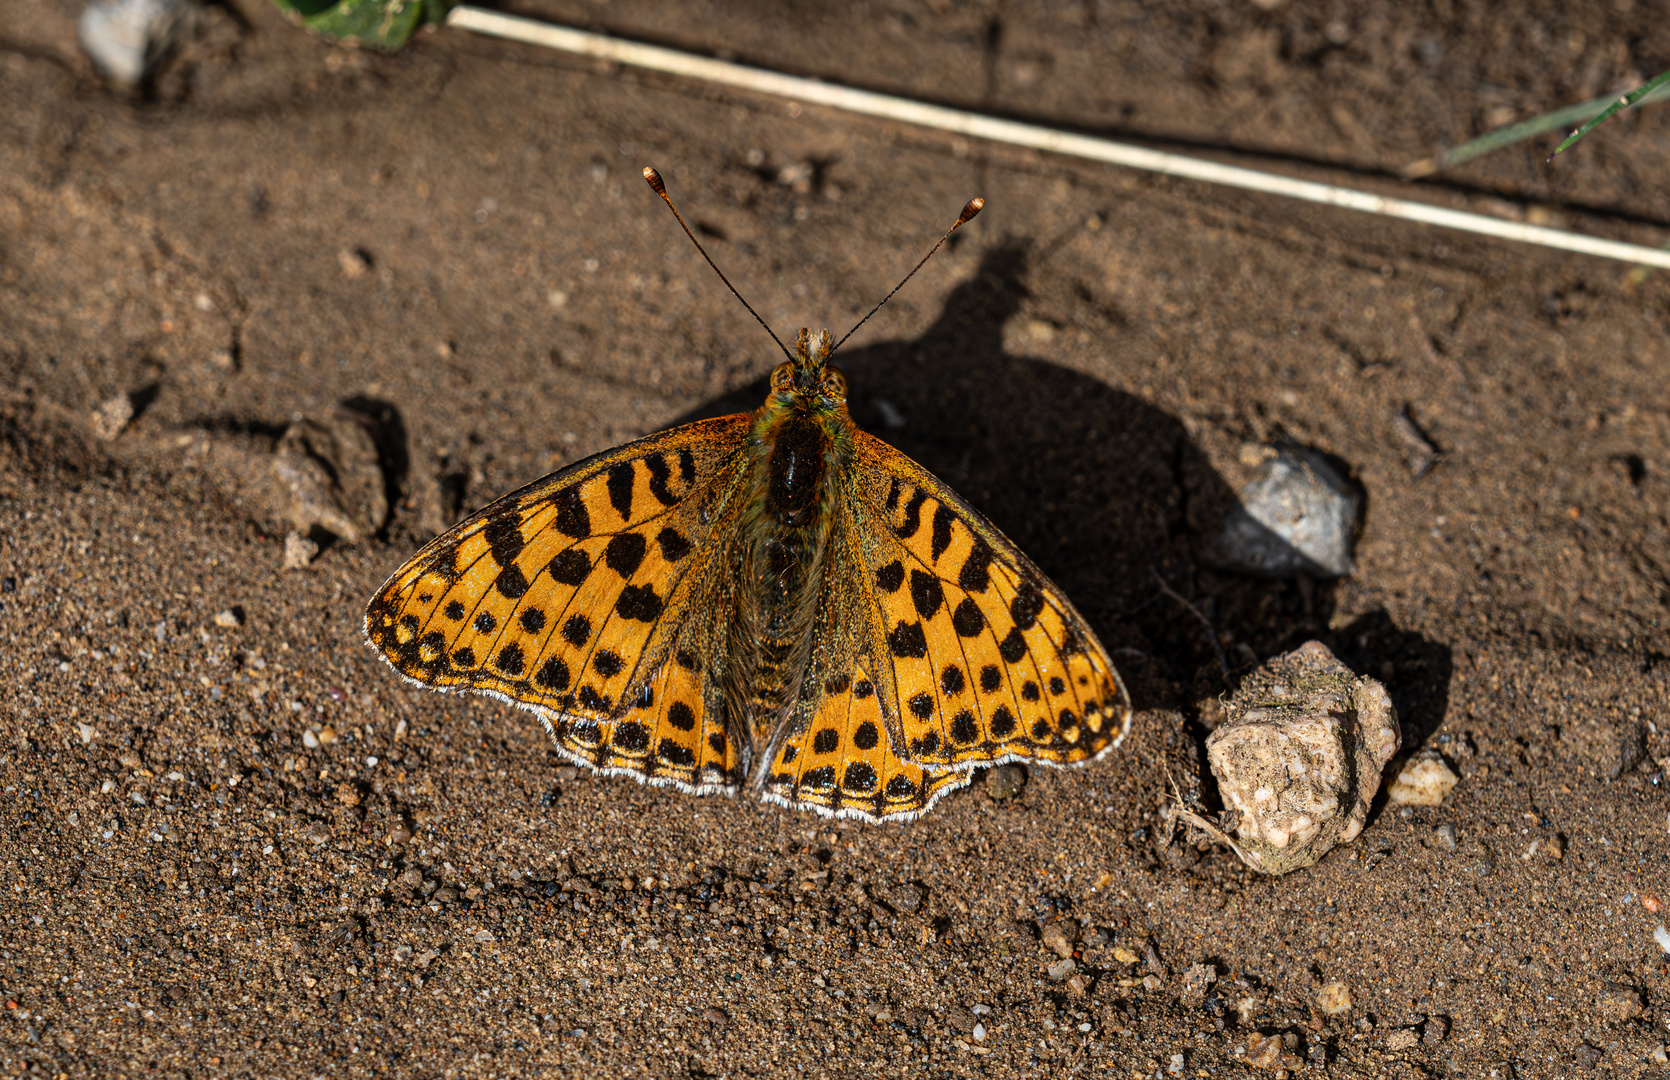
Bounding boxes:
728 394 856 762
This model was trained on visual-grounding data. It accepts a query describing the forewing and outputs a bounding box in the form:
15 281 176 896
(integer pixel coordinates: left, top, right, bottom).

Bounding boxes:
364 416 749 793
759 430 1132 821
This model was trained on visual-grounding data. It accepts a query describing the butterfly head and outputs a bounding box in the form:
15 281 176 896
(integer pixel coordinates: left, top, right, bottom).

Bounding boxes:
768 327 849 408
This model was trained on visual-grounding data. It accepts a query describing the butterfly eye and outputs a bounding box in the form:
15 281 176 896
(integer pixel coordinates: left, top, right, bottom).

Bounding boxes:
770 362 795 391
821 367 848 400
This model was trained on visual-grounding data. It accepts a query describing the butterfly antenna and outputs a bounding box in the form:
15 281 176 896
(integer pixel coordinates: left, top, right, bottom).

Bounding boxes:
643 167 793 362
832 196 985 354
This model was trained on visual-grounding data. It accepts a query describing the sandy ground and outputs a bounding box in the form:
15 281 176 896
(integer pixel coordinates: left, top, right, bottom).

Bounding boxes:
3 1 1670 1076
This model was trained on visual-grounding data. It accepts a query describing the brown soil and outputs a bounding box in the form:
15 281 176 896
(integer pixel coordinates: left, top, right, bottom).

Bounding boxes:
3 2 1669 1077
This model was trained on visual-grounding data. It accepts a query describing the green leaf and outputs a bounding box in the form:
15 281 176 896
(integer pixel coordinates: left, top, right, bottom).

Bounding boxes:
271 0 441 51
1549 66 1670 161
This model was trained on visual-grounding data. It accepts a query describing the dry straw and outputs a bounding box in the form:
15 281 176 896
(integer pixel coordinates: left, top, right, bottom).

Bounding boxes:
449 7 1670 272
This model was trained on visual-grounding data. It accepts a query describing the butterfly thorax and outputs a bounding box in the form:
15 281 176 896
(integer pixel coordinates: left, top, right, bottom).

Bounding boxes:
728 328 856 774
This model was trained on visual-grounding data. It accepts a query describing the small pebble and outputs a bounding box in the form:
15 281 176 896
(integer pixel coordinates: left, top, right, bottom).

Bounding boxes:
984 764 1026 800
1384 1029 1420 1051
946 1005 976 1033
282 531 319 570
701 1006 729 1026
89 394 135 441
1596 982 1643 1020
1167 1053 1185 1075
1065 973 1090 996
1111 945 1140 964
301 730 321 750
1434 823 1457 852
971 1021 986 1041
889 883 924 914
1387 752 1458 806
212 609 242 629
1046 958 1076 981
1422 1015 1447 1045
1041 922 1078 959
1315 980 1352 1015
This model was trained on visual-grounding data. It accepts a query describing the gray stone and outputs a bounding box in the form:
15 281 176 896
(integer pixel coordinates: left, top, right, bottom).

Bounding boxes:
1211 445 1360 578
79 0 200 85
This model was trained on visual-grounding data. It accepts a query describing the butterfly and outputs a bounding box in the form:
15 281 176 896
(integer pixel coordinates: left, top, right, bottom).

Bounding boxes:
364 168 1132 822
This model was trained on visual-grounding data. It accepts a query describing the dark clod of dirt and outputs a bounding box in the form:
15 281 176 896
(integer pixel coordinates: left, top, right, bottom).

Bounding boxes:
983 763 1026 800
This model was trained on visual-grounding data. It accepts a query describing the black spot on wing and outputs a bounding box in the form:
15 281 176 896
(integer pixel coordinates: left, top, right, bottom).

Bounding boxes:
991 705 1017 738
451 646 476 668
658 738 695 767
813 728 839 755
1011 581 1045 631
825 672 851 695
843 762 877 793
875 560 905 594
656 527 692 561
444 600 466 621
949 710 977 744
606 462 635 521
495 563 529 599
909 570 944 619
979 664 1003 692
998 626 1027 663
668 701 696 731
554 488 590 538
614 722 649 752
895 487 927 539
473 611 496 634
519 608 546 634
801 766 835 790
958 539 992 593
483 516 525 566
593 650 624 677
951 598 984 637
887 620 928 659
930 504 954 562
644 454 676 506
884 476 902 512
885 774 917 798
940 665 964 696
495 643 525 676
536 657 570 690
548 548 591 586
562 614 591 646
853 721 878 750
604 532 647 578
616 584 664 622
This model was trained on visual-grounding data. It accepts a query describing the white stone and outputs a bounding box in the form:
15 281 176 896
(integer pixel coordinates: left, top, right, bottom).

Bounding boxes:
79 0 200 85
1387 753 1459 806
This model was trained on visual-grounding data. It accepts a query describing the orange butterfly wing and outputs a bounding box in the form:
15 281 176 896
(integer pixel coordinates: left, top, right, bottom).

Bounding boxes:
364 417 751 795
757 431 1133 821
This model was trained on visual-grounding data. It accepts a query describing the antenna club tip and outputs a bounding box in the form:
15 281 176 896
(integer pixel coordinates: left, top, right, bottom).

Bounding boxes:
642 167 666 194
956 197 986 226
